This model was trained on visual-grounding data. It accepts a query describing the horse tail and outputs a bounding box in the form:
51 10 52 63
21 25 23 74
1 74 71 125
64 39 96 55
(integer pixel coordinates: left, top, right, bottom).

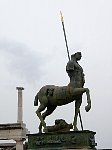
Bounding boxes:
34 93 38 106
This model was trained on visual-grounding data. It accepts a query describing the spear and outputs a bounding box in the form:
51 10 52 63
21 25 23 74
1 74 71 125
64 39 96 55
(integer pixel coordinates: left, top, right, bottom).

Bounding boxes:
60 11 70 61
60 11 83 131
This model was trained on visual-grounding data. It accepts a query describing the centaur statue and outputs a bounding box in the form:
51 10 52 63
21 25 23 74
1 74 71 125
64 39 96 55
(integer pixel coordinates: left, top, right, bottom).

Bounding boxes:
34 52 91 133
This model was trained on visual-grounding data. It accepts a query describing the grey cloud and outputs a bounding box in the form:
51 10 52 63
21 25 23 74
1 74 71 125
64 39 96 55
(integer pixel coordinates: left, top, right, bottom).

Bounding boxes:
0 39 45 83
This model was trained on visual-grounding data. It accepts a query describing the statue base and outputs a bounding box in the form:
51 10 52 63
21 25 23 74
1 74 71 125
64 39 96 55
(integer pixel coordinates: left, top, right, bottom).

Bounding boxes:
27 130 97 150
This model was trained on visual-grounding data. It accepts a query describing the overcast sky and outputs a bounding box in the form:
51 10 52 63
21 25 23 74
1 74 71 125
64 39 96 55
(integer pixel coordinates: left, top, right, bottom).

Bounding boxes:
0 0 112 149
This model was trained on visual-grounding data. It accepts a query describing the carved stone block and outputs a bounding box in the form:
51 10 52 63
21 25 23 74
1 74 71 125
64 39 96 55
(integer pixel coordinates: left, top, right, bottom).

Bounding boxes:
27 130 97 150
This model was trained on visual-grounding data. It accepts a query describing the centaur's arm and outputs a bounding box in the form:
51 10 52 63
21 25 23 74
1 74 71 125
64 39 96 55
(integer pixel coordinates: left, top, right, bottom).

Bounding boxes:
66 61 74 72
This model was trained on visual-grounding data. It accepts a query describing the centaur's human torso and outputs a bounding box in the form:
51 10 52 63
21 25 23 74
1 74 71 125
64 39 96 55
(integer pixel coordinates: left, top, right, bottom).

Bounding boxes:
66 59 85 88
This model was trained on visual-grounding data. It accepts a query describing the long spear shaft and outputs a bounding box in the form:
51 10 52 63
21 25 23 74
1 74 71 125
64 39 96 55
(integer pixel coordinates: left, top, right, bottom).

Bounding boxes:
79 110 83 130
60 11 70 61
60 11 83 131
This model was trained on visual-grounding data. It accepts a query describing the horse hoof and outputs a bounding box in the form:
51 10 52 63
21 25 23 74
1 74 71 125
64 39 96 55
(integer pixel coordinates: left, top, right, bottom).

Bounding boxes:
85 104 91 112
39 130 42 133
43 128 48 133
73 126 78 131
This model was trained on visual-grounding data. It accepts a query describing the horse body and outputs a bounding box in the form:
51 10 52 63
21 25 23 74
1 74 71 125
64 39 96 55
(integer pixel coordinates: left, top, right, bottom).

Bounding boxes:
34 84 91 133
36 85 82 106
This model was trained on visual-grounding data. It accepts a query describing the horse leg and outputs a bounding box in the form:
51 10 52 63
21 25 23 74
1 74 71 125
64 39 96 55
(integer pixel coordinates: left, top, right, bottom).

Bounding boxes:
36 104 47 133
85 88 91 112
41 105 57 133
74 88 91 112
73 99 82 131
39 122 42 133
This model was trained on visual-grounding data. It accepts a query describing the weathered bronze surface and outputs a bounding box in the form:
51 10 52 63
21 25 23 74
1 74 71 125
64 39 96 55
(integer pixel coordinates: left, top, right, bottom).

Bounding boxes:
45 119 73 133
29 52 97 149
27 130 97 150
34 52 91 133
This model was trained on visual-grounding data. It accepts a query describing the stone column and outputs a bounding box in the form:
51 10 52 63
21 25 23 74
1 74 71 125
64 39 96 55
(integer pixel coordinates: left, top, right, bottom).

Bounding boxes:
16 87 24 123
15 139 24 150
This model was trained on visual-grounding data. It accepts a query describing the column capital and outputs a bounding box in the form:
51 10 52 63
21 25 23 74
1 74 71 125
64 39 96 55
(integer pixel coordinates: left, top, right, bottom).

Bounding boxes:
14 138 26 142
16 87 24 90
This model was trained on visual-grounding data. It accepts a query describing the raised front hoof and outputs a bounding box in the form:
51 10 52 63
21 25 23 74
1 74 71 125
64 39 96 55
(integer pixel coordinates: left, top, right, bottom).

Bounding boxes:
85 104 91 112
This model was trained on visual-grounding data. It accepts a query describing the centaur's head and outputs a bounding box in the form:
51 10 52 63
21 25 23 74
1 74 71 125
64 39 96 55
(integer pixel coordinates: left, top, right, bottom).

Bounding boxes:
71 52 82 61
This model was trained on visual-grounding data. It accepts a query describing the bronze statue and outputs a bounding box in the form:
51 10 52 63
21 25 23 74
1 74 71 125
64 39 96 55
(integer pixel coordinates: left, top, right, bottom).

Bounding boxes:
34 52 91 133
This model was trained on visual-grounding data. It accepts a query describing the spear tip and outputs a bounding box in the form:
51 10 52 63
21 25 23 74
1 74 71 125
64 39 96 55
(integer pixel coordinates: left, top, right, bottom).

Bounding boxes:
60 11 64 22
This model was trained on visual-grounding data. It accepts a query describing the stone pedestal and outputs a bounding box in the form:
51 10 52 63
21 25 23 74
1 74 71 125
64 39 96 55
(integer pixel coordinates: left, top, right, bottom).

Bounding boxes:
0 123 29 150
27 130 97 150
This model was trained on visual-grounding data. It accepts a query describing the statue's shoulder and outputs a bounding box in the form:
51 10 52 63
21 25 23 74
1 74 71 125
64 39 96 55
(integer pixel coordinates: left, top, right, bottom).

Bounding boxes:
66 60 76 71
